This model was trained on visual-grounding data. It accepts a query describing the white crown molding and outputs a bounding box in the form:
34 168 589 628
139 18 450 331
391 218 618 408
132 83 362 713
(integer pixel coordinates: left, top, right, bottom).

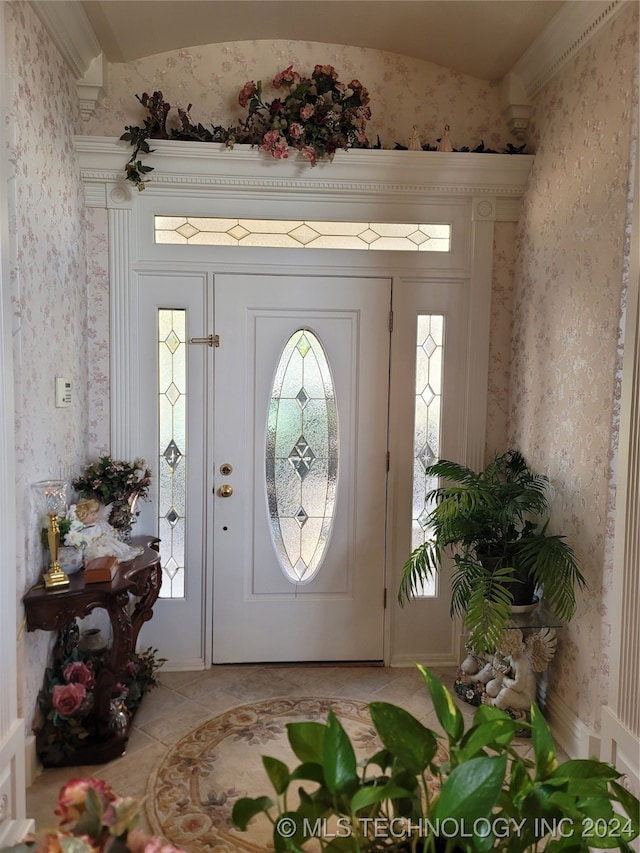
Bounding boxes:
511 0 627 100
76 137 535 202
30 0 101 79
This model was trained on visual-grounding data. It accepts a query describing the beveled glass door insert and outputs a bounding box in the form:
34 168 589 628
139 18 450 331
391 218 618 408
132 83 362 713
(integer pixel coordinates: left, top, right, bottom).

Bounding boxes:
266 329 338 584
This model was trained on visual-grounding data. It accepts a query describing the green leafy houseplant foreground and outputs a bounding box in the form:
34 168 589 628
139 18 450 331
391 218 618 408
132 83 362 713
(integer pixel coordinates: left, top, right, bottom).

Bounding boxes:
398 452 587 654
232 667 639 853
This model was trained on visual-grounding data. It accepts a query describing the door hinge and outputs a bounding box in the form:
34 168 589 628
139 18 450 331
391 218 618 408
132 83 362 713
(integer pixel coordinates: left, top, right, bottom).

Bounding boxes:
389 310 393 333
386 451 390 472
189 334 220 347
384 588 388 609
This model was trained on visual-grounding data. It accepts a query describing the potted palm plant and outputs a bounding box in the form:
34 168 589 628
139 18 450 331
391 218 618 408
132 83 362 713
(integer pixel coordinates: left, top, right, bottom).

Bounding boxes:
398 450 587 653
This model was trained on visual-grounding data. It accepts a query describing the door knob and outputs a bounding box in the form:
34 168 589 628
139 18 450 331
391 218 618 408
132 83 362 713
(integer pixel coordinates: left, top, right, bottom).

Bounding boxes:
217 484 233 498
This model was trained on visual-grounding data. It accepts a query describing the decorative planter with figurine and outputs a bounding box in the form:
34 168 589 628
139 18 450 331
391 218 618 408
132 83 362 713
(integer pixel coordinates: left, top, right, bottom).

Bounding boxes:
398 450 587 721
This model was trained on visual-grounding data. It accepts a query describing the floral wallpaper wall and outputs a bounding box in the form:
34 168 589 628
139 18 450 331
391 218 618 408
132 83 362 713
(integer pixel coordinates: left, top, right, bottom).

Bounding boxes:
86 207 110 455
509 3 638 733
6 2 88 728
486 222 518 461
84 39 514 152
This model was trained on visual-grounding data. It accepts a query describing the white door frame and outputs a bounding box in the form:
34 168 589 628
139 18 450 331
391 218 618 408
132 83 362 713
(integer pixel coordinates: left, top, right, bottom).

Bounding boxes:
0 6 32 842
77 139 533 669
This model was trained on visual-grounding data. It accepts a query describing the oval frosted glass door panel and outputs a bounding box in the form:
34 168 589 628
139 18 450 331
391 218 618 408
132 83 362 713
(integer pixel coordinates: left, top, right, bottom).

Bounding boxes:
266 329 338 583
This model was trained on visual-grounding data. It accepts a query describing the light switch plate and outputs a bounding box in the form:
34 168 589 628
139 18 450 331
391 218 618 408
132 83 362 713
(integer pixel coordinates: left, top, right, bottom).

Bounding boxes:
55 377 72 407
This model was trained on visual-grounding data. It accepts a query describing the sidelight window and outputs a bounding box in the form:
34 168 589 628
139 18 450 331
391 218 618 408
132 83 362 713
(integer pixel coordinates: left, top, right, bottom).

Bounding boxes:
157 309 187 598
412 315 444 597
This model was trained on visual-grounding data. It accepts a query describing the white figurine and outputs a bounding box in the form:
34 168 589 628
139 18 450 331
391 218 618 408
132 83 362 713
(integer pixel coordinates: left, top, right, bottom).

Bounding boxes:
483 626 557 716
408 125 422 151
437 124 453 152
66 499 143 562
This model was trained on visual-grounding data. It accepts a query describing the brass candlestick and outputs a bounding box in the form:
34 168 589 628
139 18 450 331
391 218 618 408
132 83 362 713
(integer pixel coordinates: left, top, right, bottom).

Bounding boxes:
32 480 70 589
44 511 69 588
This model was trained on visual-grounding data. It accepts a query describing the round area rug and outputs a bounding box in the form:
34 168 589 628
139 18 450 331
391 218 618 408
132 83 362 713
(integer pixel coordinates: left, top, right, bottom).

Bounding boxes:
146 697 446 853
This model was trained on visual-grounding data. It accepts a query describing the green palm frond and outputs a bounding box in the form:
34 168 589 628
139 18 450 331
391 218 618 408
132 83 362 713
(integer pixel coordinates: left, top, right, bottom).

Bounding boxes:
423 459 478 485
464 565 516 654
516 533 586 622
398 539 440 604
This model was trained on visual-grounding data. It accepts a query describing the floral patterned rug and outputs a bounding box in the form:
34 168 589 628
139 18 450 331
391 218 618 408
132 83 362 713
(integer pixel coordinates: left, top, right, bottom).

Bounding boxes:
146 697 445 853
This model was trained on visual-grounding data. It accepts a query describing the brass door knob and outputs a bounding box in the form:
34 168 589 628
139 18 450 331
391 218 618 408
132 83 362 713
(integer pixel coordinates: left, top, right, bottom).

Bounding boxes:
217 484 233 497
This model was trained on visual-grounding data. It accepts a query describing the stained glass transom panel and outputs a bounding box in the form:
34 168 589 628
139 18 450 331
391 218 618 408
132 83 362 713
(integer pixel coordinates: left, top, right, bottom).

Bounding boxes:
158 309 186 598
266 330 338 583
412 315 444 597
155 216 451 252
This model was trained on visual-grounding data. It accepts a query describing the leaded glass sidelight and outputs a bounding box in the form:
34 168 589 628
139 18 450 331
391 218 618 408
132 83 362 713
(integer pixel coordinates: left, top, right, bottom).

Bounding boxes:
266 330 338 583
158 309 187 598
412 315 444 597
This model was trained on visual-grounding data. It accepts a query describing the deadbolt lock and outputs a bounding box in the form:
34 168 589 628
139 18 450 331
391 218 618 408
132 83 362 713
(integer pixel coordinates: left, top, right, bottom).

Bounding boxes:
220 463 233 475
217 484 233 498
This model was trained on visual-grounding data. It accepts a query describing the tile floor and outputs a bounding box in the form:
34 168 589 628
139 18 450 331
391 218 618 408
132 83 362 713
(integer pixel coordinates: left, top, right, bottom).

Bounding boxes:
26 664 560 835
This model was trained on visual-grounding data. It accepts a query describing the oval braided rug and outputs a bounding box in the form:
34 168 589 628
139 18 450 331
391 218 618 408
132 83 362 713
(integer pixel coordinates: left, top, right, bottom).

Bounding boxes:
146 696 446 853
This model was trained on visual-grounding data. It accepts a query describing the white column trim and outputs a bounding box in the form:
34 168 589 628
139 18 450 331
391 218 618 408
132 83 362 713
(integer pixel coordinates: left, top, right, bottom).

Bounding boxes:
600 126 640 796
0 6 31 843
107 202 138 460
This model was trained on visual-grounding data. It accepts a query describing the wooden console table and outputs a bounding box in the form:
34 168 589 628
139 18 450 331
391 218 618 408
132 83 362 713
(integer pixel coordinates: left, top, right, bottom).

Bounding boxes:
23 536 162 767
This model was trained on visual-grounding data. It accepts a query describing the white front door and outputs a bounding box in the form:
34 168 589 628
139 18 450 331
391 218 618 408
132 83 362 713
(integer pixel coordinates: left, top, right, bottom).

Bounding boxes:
212 274 391 662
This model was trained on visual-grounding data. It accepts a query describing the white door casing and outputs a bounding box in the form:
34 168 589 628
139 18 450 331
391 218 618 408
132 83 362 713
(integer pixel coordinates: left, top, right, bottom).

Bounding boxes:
77 140 533 669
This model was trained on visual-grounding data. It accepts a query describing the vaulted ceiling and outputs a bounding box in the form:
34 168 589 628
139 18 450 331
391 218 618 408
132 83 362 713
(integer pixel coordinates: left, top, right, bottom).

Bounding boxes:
79 0 565 82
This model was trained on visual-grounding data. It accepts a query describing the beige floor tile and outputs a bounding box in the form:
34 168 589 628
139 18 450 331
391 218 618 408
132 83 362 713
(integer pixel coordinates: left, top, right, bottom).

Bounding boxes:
25 663 567 840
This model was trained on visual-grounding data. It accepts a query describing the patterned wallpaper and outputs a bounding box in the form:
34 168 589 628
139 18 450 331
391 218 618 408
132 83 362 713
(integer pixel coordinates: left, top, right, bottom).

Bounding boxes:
6 2 87 724
509 3 638 731
487 222 518 460
6 0 636 746
84 39 514 152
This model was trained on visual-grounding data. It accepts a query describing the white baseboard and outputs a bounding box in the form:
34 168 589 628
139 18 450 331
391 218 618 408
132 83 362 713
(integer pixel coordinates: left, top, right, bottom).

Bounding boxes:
600 705 640 797
161 657 206 672
0 720 34 846
24 735 39 789
545 691 600 759
389 653 459 668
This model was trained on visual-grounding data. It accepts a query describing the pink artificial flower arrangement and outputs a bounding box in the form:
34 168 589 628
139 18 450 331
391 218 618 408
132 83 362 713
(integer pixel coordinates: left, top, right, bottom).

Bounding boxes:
235 64 371 165
3 778 186 853
36 644 164 766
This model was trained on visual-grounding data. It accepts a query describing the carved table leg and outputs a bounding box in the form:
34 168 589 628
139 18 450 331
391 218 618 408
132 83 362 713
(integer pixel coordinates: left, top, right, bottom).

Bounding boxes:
97 589 133 736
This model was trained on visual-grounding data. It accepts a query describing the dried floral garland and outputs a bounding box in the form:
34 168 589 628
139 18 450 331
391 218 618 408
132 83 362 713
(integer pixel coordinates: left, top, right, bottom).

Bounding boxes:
120 64 527 190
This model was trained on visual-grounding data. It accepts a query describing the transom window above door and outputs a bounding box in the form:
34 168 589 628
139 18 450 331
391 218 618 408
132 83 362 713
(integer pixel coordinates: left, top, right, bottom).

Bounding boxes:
154 216 451 252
